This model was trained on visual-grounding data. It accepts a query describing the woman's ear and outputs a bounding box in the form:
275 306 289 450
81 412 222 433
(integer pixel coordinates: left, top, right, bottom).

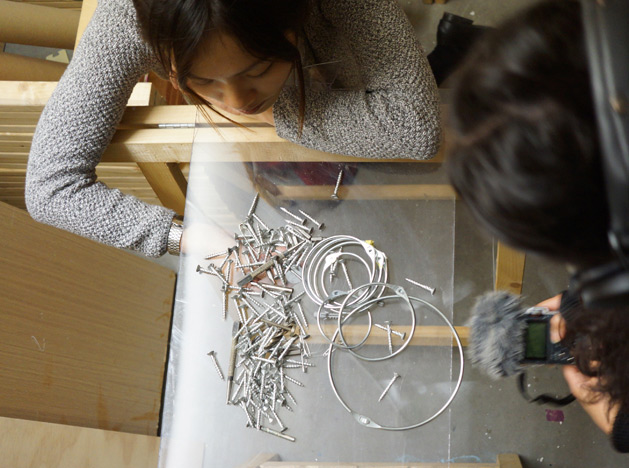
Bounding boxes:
169 72 181 92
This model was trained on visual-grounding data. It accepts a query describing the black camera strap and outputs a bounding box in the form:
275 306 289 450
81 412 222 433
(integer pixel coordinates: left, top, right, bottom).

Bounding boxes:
517 372 576 407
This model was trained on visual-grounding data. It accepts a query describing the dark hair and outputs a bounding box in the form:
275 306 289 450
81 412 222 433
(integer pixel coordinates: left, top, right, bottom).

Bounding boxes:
446 0 610 268
563 304 629 413
133 0 307 131
446 0 629 415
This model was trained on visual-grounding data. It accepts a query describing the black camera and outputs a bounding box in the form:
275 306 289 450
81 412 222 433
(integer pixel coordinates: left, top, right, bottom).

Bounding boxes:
522 307 574 365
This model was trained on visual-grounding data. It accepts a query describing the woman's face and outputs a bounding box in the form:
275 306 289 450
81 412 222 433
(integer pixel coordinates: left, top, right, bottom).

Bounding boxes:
184 33 294 116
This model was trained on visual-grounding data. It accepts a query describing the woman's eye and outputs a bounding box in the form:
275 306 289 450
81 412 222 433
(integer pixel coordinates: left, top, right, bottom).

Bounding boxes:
248 62 273 78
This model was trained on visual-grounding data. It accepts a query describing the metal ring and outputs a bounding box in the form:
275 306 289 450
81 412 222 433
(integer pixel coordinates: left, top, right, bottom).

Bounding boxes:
315 290 374 350
302 236 387 311
335 283 416 361
326 293 465 431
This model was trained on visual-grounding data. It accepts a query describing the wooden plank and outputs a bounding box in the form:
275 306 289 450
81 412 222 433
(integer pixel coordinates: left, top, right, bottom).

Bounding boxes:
0 202 175 435
0 81 154 106
496 454 522 468
261 463 496 468
137 162 187 215
292 324 468 347
105 128 444 163
277 184 456 201
0 52 67 81
238 453 281 468
75 0 97 48
0 416 159 468
26 1 83 8
119 104 264 127
494 242 526 294
0 0 79 50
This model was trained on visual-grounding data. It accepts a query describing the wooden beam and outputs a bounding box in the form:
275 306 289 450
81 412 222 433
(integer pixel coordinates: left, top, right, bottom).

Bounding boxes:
0 52 67 81
238 453 281 468
0 0 80 50
497 454 523 468
494 242 526 294
261 462 496 468
0 81 154 106
296 324 468 347
277 184 456 201
137 162 187 215
104 128 444 163
75 0 97 48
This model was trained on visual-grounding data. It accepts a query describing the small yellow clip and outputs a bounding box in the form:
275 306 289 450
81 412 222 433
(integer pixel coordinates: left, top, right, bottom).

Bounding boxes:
364 240 375 246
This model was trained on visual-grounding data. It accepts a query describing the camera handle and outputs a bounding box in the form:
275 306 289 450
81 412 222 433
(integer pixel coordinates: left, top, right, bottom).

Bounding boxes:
517 372 576 407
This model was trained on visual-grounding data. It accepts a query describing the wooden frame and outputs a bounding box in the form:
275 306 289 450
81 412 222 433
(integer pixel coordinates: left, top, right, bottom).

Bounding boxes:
0 91 525 290
239 453 522 468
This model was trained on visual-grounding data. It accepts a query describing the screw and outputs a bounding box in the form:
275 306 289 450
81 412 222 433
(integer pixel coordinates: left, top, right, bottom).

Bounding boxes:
204 248 232 260
206 264 229 286
298 209 324 230
207 351 225 380
331 169 344 200
405 277 436 295
296 302 309 330
384 320 393 354
196 265 217 276
280 207 305 224
339 259 353 290
375 323 405 340
378 373 400 402
259 426 295 442
284 374 304 387
246 193 260 218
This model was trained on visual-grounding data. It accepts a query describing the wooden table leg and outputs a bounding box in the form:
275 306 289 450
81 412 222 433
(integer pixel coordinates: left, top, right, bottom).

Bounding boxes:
495 242 526 294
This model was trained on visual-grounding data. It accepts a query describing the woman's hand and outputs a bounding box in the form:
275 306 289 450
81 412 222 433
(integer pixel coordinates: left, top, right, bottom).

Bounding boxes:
562 365 619 435
536 295 620 435
536 294 565 343
180 222 235 257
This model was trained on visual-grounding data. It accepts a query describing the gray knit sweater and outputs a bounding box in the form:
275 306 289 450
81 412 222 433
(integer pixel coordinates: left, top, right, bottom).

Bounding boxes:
25 0 441 257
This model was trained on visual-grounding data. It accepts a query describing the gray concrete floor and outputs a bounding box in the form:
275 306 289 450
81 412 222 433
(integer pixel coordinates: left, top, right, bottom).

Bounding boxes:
9 0 627 465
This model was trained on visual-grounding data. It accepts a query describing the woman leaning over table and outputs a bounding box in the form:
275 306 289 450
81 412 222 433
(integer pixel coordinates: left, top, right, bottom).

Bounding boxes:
25 0 441 257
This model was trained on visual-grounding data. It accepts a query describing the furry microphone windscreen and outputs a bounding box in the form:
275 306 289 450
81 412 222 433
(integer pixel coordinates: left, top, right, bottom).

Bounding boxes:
467 291 528 379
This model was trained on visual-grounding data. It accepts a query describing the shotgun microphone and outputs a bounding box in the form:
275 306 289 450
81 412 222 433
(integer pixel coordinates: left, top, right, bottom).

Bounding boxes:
467 291 573 380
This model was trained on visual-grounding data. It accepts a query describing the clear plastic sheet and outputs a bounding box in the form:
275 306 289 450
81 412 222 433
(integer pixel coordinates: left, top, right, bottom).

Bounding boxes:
159 126 460 467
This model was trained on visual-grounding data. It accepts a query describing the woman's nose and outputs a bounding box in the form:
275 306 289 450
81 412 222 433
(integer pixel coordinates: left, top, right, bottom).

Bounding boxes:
219 82 254 111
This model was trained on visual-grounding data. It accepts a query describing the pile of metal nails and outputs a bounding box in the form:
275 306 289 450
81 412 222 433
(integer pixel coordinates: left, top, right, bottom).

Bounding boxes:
197 194 325 442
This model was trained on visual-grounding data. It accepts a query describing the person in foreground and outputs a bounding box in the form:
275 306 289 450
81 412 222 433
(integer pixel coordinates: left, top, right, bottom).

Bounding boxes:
445 0 629 452
25 0 442 257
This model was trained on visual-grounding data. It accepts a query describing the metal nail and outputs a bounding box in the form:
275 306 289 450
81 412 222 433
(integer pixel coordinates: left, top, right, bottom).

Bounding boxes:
378 372 400 402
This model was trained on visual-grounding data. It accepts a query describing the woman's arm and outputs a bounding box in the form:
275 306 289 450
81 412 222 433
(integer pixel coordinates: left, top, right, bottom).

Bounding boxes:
25 0 176 257
274 0 441 160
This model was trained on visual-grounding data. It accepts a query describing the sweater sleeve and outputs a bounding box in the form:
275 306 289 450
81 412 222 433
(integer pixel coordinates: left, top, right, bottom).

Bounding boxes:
273 0 441 160
25 0 176 257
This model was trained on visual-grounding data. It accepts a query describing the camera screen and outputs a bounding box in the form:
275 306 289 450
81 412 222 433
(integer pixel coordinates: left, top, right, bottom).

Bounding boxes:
524 322 547 359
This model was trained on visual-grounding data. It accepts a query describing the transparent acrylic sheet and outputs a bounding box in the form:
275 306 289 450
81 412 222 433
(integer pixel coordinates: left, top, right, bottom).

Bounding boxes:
160 126 459 468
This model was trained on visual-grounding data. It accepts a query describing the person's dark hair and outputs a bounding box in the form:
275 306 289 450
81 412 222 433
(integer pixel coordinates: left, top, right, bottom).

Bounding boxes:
563 303 629 413
133 0 307 131
446 0 629 415
446 0 610 268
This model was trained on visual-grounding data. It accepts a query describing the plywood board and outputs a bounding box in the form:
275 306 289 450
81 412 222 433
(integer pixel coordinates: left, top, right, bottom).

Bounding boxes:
0 416 159 468
0 202 175 435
